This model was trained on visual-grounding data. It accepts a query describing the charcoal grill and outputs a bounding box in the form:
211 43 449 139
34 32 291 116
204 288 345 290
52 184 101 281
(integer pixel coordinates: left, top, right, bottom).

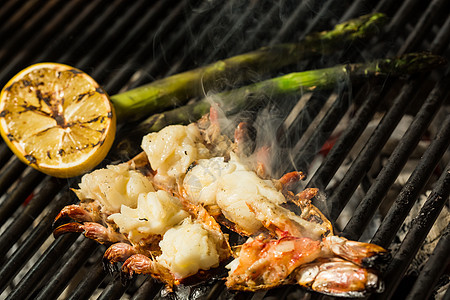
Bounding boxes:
0 0 449 299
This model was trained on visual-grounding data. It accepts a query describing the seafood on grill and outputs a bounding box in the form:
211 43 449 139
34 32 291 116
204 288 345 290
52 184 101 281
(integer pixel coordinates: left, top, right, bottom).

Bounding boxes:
53 108 389 296
181 147 388 296
225 208 388 296
54 158 231 286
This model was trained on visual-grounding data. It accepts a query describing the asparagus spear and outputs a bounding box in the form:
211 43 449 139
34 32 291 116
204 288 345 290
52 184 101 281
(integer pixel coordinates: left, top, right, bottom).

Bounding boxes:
110 13 387 122
131 53 446 135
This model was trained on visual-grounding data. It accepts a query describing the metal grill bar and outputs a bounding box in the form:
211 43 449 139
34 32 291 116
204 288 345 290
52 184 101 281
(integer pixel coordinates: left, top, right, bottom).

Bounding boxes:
6 234 79 300
0 0 63 77
327 79 416 221
397 0 450 55
269 0 326 45
66 262 107 300
406 223 450 299
373 160 450 299
277 92 328 150
0 187 72 294
343 72 450 240
371 111 450 247
34 238 99 299
385 0 422 35
374 0 399 15
0 0 45 41
0 175 56 257
0 158 27 201
339 0 374 22
431 15 450 53
0 143 12 167
167 0 257 75
91 0 169 82
76 0 151 71
296 0 342 43
97 276 131 300
233 3 280 52
130 278 162 300
0 0 86 81
103 0 188 93
320 0 448 221
289 92 350 174
58 0 130 64
33 0 109 63
0 168 43 226
109 0 198 91
306 87 383 191
152 0 236 77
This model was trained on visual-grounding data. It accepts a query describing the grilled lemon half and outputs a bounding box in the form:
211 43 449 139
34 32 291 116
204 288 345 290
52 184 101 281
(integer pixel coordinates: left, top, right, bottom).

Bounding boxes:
0 63 116 178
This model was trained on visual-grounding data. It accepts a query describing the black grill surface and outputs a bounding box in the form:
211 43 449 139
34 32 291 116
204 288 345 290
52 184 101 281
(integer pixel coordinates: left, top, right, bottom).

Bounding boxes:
0 1 449 299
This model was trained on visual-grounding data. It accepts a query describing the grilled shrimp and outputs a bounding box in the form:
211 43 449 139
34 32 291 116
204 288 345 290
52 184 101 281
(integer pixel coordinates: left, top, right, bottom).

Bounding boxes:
224 186 389 296
53 153 231 288
182 153 290 235
180 110 388 296
54 108 388 296
54 161 156 244
225 231 388 295
222 171 388 295
225 234 323 290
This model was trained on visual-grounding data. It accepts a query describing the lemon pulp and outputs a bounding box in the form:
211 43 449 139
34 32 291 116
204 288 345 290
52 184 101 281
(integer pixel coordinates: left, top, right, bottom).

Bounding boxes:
0 63 116 178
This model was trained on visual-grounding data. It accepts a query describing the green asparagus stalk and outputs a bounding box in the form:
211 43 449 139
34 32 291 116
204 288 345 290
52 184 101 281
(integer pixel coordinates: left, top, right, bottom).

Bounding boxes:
132 53 446 134
110 13 388 122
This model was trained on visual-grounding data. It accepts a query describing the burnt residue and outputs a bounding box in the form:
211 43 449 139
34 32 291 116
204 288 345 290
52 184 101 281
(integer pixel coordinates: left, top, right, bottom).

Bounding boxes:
54 114 65 127
20 104 43 113
35 89 53 108
68 68 83 75
24 154 37 164
22 79 32 87
361 251 392 269
308 214 323 225
6 133 15 142
186 161 198 174
95 87 105 94
76 92 90 102
85 115 104 124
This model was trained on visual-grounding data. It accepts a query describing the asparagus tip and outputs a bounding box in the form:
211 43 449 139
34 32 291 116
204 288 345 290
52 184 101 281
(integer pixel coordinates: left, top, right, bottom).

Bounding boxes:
378 52 447 74
318 13 388 42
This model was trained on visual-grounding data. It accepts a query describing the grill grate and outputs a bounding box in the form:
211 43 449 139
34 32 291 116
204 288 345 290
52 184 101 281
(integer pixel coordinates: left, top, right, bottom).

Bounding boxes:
0 0 449 299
